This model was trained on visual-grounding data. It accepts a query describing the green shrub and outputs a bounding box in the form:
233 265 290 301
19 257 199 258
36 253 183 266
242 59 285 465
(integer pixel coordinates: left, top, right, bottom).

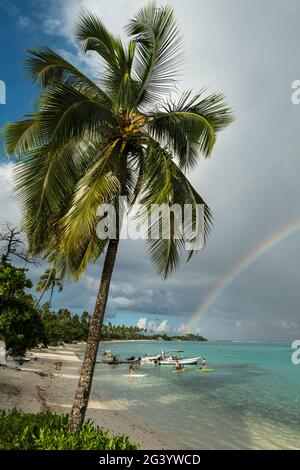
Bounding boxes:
0 408 138 450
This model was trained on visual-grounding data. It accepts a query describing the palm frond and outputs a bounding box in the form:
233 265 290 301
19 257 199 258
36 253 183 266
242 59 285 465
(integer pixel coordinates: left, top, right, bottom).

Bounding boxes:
36 82 118 148
148 90 234 168
4 118 43 157
75 11 123 69
136 142 212 277
104 40 140 109
65 233 108 280
13 141 80 250
126 2 183 106
75 12 140 110
26 47 111 105
61 139 122 255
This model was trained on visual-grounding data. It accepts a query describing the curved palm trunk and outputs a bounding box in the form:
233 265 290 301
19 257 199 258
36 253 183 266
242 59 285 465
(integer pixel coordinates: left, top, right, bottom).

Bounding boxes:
49 282 55 308
68 237 119 431
35 266 54 309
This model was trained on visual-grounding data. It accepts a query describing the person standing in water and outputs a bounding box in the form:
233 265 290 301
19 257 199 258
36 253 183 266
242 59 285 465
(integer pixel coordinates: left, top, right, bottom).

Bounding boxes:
129 360 138 375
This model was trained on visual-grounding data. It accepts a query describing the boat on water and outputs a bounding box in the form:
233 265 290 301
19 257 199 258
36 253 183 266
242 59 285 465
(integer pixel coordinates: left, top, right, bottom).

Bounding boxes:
159 353 201 366
103 349 113 358
140 354 161 363
141 350 201 366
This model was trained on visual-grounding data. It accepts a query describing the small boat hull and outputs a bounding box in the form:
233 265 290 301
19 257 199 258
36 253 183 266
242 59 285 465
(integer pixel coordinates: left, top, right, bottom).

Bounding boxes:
159 356 201 366
141 355 160 363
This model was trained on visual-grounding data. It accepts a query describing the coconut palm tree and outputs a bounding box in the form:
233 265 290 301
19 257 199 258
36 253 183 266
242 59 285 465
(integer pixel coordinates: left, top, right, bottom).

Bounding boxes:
4 2 233 431
36 267 63 308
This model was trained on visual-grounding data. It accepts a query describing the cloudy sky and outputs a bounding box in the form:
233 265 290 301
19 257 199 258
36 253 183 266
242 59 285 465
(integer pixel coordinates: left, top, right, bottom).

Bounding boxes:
0 0 300 341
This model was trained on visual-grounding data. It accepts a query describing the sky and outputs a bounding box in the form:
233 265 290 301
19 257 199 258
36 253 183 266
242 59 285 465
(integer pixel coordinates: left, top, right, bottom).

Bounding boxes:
0 0 300 340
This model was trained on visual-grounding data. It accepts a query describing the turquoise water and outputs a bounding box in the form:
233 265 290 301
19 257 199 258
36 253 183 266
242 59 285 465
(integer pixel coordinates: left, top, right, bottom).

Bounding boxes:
92 341 300 449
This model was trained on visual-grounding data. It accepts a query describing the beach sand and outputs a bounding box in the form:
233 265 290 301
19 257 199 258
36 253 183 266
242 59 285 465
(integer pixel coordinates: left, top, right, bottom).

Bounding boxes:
0 344 183 450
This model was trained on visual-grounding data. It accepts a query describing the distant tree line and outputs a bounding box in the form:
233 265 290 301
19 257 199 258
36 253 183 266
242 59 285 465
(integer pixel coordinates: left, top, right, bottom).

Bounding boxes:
0 260 206 357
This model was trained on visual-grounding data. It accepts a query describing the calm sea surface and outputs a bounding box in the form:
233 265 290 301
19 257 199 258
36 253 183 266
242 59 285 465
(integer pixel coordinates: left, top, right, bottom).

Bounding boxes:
91 341 300 449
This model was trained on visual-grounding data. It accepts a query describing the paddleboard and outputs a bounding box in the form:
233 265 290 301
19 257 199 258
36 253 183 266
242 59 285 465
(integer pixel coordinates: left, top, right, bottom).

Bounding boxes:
195 368 215 373
173 368 188 373
122 374 148 377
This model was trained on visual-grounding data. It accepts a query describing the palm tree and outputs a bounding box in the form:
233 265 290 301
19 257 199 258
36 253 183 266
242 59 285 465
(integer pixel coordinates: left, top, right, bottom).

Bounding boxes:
4 2 233 431
36 267 63 308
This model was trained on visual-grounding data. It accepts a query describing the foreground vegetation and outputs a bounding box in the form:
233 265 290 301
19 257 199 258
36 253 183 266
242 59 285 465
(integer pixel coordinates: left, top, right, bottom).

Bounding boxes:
0 409 138 450
0 262 46 357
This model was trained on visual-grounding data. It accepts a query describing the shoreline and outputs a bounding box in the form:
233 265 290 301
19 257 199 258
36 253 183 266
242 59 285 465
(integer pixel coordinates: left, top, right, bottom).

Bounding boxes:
0 343 185 450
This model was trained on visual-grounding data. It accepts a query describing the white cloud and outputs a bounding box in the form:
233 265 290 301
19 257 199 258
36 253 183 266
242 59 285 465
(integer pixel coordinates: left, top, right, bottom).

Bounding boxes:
175 323 202 335
43 18 64 35
18 16 31 28
137 317 148 330
154 319 169 334
0 163 20 226
176 323 189 335
136 317 169 334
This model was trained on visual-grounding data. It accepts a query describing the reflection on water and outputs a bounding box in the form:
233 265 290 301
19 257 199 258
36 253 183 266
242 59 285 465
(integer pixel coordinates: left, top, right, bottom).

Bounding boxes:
89 341 300 449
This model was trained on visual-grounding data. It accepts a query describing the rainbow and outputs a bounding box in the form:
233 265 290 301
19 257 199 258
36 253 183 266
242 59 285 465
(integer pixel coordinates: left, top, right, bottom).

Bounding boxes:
187 217 300 330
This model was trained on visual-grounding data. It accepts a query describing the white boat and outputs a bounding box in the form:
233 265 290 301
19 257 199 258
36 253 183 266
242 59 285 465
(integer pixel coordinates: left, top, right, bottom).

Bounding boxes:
159 350 201 366
140 354 161 363
159 356 201 366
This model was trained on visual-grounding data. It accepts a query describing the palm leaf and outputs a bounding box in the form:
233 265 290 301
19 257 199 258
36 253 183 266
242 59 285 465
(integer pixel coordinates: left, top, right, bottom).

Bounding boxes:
136 142 212 277
61 139 122 254
75 11 123 69
148 90 234 167
126 2 183 106
26 47 111 105
36 82 118 148
4 118 44 157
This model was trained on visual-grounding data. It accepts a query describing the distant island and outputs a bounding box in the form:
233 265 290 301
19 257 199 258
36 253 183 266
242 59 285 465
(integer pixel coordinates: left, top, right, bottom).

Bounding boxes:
39 310 207 346
100 322 207 342
137 333 207 342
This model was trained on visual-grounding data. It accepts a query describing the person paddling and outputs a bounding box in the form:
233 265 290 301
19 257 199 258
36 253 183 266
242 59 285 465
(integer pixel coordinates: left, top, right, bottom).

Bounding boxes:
175 359 182 371
201 358 207 370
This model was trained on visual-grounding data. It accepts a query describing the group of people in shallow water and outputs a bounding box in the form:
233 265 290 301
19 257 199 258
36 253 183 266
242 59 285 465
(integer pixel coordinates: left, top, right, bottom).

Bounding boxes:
128 356 208 374
175 357 207 371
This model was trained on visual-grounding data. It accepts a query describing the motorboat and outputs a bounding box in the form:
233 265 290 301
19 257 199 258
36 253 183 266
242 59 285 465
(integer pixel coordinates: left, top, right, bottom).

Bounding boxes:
158 350 201 366
103 349 113 358
140 353 161 363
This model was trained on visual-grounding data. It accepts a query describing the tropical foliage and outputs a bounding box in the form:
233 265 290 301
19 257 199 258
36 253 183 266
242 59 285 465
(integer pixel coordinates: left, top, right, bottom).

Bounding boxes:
0 262 45 357
0 408 138 450
41 305 91 345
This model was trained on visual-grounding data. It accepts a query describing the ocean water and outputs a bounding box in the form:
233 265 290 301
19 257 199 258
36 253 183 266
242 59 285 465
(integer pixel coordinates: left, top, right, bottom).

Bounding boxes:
92 341 300 449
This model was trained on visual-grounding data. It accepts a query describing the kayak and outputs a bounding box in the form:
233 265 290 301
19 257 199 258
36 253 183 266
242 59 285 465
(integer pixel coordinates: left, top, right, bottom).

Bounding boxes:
195 368 215 373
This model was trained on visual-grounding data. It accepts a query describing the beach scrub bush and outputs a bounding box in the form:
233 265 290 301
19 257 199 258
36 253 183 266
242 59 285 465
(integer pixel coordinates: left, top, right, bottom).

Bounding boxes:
0 408 138 450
